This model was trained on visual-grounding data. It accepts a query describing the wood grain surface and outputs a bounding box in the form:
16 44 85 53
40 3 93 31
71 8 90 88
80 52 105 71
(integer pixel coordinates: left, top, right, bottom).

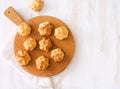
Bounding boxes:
4 6 75 76
14 16 75 76
4 6 24 25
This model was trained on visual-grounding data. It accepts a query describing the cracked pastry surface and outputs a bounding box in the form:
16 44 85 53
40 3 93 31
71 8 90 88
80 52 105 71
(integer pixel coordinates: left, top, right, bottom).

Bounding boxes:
24 38 37 51
35 56 49 70
29 0 43 11
39 38 52 52
18 22 31 36
15 50 31 65
54 26 69 40
51 48 64 62
38 22 53 36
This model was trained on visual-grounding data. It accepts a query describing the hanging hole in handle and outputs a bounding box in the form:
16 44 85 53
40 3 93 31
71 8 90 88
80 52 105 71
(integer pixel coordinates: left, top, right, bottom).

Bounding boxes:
8 11 10 13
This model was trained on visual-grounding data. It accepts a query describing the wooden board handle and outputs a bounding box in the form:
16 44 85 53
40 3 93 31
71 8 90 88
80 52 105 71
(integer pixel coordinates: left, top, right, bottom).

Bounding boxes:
4 6 24 26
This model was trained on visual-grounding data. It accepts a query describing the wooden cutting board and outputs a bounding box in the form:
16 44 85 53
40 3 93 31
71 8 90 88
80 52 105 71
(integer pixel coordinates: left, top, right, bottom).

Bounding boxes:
4 6 75 76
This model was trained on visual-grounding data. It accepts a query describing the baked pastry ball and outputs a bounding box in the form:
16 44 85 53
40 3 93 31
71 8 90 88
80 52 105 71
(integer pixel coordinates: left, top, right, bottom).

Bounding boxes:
38 22 53 36
15 50 31 65
54 26 69 40
29 0 43 11
18 22 31 36
35 56 49 70
39 38 52 52
51 48 64 62
24 38 37 51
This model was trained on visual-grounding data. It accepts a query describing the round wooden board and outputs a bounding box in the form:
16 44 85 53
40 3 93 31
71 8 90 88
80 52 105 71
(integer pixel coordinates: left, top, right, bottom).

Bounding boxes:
14 16 75 76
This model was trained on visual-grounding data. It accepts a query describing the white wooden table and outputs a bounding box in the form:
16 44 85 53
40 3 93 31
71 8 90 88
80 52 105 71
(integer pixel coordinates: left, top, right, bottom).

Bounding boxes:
0 0 120 89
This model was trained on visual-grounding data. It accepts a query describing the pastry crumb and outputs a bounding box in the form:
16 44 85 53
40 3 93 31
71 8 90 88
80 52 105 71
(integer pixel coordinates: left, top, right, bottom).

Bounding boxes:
29 0 43 11
18 22 31 36
39 38 52 52
51 48 64 62
35 56 49 70
15 50 31 65
38 22 53 36
24 38 37 51
54 26 69 40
